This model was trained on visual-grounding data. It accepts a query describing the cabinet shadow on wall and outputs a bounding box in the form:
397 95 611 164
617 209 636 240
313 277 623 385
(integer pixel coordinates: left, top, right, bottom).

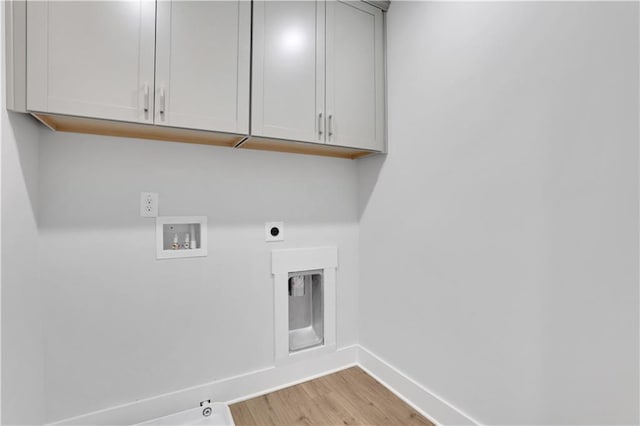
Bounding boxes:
357 153 386 220
6 111 41 228
35 129 365 231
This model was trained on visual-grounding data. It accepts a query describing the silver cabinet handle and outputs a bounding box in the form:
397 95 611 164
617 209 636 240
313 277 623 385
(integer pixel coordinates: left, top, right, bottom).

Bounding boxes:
160 87 166 116
143 83 149 113
328 114 333 138
318 112 323 137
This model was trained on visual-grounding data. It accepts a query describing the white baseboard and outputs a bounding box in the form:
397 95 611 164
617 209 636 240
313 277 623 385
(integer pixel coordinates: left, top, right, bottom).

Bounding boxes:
48 345 478 426
47 345 358 426
357 346 480 426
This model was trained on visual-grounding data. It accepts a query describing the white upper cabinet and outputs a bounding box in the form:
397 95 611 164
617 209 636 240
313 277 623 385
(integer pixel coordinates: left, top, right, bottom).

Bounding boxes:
16 0 385 156
326 1 385 151
252 0 325 143
26 0 250 134
252 0 385 152
27 1 156 124
155 1 250 133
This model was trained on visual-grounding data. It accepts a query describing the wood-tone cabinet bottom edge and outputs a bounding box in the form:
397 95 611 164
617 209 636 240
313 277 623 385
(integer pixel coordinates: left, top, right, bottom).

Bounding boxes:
31 112 381 160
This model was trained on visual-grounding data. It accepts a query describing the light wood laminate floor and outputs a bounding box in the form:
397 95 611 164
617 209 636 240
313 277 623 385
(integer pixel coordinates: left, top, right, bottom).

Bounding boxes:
230 367 434 426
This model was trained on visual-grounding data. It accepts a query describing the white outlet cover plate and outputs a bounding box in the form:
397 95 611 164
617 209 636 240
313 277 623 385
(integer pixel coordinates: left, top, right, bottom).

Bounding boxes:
140 192 159 217
265 222 284 242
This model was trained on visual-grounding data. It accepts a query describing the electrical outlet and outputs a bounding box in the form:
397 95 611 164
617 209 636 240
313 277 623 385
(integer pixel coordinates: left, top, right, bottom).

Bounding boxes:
265 222 284 242
140 192 159 217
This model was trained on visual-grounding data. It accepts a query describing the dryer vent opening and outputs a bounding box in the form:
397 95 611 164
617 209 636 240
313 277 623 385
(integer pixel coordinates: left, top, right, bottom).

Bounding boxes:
288 271 324 352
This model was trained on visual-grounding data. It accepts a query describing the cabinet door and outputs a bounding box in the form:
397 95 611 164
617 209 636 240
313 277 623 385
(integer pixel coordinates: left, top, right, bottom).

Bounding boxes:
326 1 385 151
155 1 250 134
252 0 325 143
27 1 156 124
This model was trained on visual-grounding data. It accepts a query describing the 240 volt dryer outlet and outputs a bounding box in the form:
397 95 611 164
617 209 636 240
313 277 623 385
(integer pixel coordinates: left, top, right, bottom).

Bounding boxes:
265 222 284 242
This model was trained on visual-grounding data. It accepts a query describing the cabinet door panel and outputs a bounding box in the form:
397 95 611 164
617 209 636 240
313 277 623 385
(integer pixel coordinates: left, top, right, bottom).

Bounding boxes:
27 1 156 123
155 1 250 133
252 0 325 143
326 1 384 151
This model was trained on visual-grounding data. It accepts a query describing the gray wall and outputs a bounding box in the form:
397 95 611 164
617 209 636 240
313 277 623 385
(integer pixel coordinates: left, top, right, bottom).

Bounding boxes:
1 113 44 424
38 132 360 422
1 2 46 423
2 112 44 425
358 2 639 424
